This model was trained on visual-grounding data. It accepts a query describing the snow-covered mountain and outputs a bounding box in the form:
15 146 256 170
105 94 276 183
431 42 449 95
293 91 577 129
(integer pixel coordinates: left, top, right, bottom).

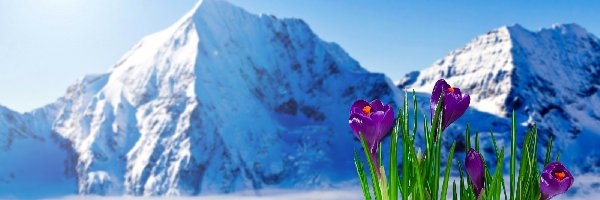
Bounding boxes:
399 23 600 173
0 0 402 197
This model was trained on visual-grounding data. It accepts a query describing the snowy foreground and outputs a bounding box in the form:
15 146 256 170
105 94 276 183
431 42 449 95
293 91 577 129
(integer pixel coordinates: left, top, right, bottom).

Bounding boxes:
45 174 600 199
50 189 363 200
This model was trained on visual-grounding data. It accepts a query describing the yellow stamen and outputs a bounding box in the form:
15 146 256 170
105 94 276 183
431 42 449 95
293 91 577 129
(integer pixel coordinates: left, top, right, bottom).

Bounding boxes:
362 106 372 115
554 171 566 181
448 87 455 93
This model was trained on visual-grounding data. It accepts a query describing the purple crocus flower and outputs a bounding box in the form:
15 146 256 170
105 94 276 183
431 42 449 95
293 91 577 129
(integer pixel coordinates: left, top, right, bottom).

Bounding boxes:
540 162 574 200
349 99 395 175
465 148 485 198
430 79 470 140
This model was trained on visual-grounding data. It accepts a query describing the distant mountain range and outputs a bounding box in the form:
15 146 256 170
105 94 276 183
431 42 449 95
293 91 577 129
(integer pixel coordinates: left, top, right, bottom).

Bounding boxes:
0 0 599 197
398 23 600 175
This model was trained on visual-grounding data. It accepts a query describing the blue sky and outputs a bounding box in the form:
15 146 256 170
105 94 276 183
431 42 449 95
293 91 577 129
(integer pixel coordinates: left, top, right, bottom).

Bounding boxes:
1 0 599 112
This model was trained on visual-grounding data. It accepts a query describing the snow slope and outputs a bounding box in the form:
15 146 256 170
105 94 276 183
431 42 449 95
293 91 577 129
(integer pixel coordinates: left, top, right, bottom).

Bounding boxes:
0 105 77 198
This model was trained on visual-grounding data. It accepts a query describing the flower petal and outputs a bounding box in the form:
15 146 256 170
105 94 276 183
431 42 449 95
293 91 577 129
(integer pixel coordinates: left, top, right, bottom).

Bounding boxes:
351 100 371 115
370 99 385 112
381 107 395 138
349 113 378 147
441 92 470 131
368 111 387 151
453 88 463 95
465 148 485 197
430 79 451 119
540 162 574 200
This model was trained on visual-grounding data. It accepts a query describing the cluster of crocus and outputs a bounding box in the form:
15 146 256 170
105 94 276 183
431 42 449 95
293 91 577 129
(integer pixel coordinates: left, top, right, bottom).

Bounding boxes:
465 149 574 200
349 79 575 200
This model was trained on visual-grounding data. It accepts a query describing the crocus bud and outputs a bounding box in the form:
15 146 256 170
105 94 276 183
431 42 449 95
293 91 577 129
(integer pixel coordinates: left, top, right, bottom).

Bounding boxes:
540 162 574 200
430 79 470 140
465 148 484 198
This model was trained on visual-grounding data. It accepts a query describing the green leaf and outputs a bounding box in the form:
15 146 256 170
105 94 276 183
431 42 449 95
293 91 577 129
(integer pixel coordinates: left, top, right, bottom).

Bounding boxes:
458 161 465 200
441 141 456 200
412 90 418 141
354 149 372 200
510 110 516 200
466 123 471 152
492 147 505 200
453 181 457 200
410 144 425 200
475 129 480 153
422 112 432 185
527 125 541 200
482 151 493 197
433 109 444 200
401 108 409 200
379 142 383 167
544 136 553 167
389 106 400 200
377 165 389 200
397 175 402 197
490 130 500 158
517 128 533 199
431 90 444 136
359 132 382 200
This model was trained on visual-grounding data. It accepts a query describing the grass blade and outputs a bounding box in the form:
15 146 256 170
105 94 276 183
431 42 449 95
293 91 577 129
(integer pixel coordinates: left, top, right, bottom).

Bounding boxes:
379 142 383 167
413 90 418 141
517 128 532 199
359 132 381 200
544 136 553 167
453 181 457 200
431 90 444 137
466 123 471 152
492 147 506 200
509 110 516 200
354 149 372 200
458 161 465 200
378 166 389 200
433 109 444 200
441 141 456 200
410 145 425 200
389 108 400 200
490 130 499 158
475 129 480 153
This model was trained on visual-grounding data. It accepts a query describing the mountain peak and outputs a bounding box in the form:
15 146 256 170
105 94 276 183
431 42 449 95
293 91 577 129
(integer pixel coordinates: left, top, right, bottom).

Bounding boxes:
501 23 589 35
400 23 600 143
549 23 589 35
192 0 247 19
503 23 528 32
503 23 594 45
